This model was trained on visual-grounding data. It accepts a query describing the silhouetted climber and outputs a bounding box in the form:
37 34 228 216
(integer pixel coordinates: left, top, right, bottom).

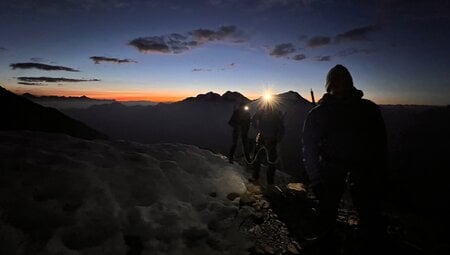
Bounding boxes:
228 103 251 163
251 102 285 185
302 64 388 254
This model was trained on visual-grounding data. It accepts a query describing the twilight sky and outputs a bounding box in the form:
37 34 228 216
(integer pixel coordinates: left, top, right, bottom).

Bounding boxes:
0 0 449 104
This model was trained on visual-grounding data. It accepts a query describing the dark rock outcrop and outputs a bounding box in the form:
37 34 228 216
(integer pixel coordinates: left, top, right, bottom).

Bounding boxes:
0 86 107 140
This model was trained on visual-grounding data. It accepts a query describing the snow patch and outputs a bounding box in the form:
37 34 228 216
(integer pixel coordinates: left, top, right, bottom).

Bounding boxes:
0 131 252 254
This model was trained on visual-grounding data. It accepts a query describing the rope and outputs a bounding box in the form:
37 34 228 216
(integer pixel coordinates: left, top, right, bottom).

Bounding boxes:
241 142 280 165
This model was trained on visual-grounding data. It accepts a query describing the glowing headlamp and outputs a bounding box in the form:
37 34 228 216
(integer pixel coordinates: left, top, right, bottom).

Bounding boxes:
263 91 273 102
244 105 249 111
258 88 278 110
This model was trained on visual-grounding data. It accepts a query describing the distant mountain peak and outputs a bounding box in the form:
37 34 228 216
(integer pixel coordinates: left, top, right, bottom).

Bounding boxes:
278 90 301 99
194 91 222 101
21 92 115 102
22 92 37 99
183 91 249 103
277 91 311 105
222 91 250 102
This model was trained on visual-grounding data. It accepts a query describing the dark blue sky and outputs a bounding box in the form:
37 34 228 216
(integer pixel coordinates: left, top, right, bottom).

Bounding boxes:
0 0 449 104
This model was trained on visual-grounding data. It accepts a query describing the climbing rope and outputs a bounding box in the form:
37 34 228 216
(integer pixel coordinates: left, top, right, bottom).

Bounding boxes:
241 142 280 165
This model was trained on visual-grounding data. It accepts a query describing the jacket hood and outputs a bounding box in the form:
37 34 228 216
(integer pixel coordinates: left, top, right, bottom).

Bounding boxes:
318 89 364 105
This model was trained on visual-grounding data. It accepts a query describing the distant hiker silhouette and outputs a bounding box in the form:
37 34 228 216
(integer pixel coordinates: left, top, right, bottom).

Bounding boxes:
302 64 388 254
251 103 285 185
228 102 251 163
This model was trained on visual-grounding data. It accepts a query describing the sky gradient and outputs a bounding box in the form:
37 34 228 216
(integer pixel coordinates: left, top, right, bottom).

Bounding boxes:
1 0 449 104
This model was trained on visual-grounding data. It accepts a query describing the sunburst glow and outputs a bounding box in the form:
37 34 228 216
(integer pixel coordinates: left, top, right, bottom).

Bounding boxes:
263 92 272 102
258 89 280 110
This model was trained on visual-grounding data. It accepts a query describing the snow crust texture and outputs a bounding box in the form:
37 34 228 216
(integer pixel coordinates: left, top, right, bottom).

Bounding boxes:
0 131 251 255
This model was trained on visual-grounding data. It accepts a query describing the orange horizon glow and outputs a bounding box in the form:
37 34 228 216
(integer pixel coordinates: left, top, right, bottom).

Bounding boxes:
8 86 260 103
8 84 440 105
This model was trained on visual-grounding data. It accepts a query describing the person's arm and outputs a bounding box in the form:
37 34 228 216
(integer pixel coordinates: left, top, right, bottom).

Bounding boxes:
302 110 321 186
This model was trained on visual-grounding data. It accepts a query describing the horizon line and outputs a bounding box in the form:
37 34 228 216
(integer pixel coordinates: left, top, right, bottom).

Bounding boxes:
5 86 448 106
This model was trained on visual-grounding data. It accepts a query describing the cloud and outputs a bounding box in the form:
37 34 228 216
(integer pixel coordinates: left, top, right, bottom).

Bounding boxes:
270 43 296 57
10 62 80 72
0 47 7 51
314 55 331 61
306 36 331 48
129 33 198 54
336 48 375 57
334 25 381 43
129 25 246 54
189 25 244 43
304 24 381 49
192 68 212 72
129 36 172 53
268 25 379 60
17 77 100 83
192 62 237 72
292 54 306 61
90 56 137 64
18 82 45 86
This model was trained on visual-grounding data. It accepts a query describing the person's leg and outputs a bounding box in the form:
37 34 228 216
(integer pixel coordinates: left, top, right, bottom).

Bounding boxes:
228 128 239 162
349 169 387 253
313 179 346 236
251 136 264 182
311 171 346 255
266 139 278 185
241 127 250 162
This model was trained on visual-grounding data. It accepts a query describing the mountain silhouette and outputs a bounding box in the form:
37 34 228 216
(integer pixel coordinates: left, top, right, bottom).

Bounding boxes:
222 91 251 103
22 92 116 109
277 91 311 104
0 86 107 140
182 91 250 103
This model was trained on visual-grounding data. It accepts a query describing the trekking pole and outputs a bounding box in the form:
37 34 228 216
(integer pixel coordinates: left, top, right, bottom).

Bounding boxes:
310 89 316 106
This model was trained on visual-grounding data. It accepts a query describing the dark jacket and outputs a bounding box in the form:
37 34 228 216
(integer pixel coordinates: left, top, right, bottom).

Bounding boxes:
228 108 251 130
302 90 387 185
253 108 285 141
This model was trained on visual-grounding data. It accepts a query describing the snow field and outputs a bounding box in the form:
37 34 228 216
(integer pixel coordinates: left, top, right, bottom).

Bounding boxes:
0 131 252 255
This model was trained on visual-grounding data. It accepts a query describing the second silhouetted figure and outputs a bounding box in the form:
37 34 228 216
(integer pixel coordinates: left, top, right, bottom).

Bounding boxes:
251 104 284 185
228 103 251 163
